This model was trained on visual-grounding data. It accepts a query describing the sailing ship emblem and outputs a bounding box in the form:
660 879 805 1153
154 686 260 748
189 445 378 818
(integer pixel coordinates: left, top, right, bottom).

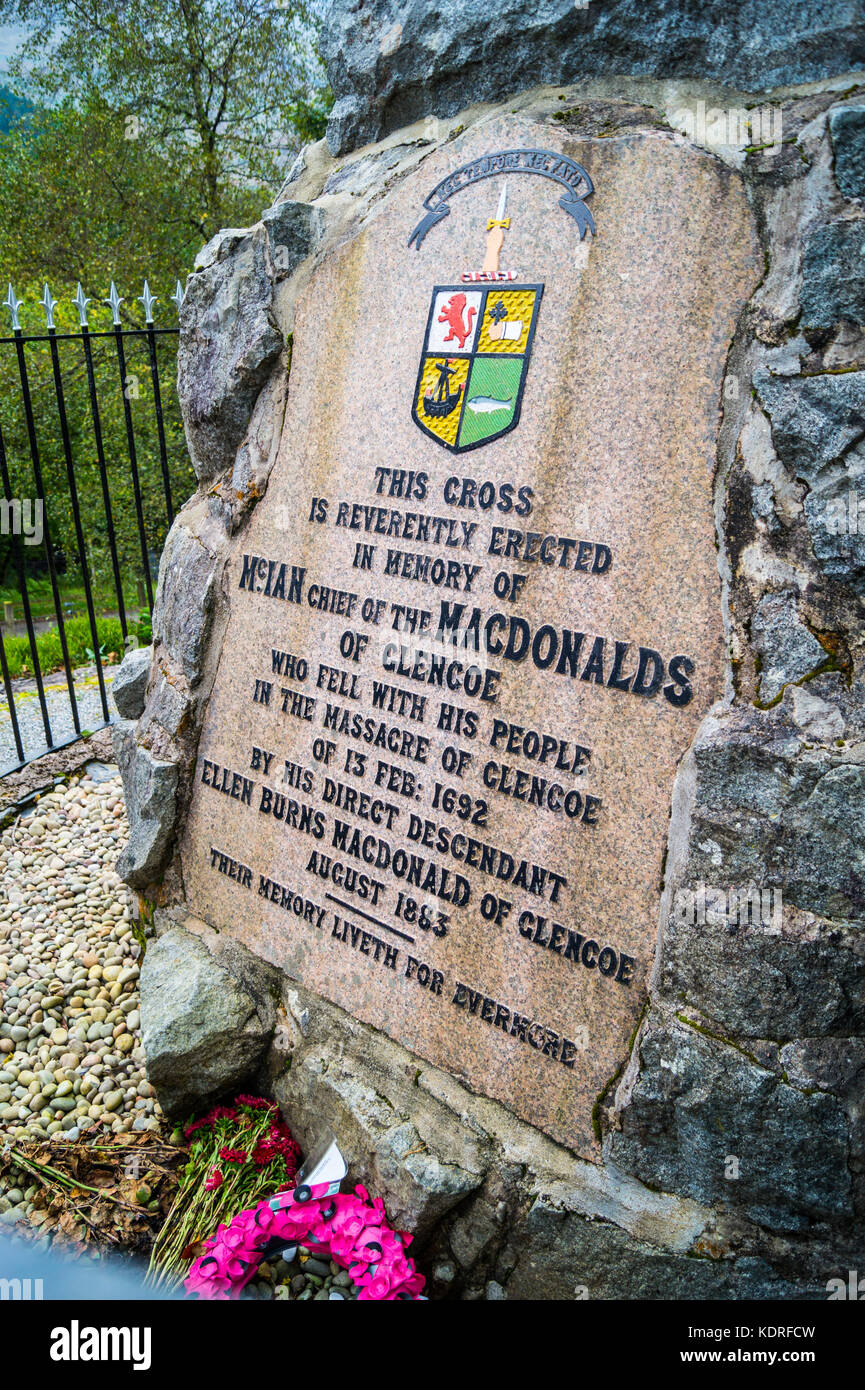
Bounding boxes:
412 182 543 452
424 358 464 417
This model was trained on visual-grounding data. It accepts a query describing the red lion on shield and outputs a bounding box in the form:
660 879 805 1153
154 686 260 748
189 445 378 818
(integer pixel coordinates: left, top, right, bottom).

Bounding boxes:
438 292 476 349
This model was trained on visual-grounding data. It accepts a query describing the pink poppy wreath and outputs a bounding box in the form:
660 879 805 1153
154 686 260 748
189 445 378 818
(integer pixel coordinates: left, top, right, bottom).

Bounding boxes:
185 1184 425 1301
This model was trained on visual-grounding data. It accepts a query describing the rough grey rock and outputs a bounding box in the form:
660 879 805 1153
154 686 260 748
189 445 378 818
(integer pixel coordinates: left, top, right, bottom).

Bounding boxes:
153 523 222 686
190 928 286 1032
322 142 417 196
661 901 865 1041
780 1036 865 1095
789 684 846 741
322 0 865 155
141 928 276 1117
110 644 152 720
273 1044 484 1238
800 220 865 329
664 704 865 932
606 1016 852 1229
447 1198 501 1269
800 444 865 589
830 106 865 201
262 200 325 281
506 1199 822 1299
113 720 179 890
325 94 366 158
756 370 865 478
752 592 827 703
780 1037 865 1167
177 226 283 483
230 371 288 502
141 673 189 740
755 371 865 588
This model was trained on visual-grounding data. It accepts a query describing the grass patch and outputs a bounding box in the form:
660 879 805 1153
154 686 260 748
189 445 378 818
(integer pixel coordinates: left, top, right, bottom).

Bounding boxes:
1 611 151 678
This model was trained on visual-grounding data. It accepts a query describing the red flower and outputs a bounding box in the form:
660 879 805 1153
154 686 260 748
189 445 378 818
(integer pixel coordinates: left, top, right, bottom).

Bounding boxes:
218 1147 248 1164
183 1104 239 1140
204 1168 224 1191
236 1094 277 1112
251 1142 278 1167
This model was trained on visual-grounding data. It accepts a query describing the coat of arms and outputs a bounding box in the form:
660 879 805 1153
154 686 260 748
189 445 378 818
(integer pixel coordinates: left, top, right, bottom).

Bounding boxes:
412 183 543 452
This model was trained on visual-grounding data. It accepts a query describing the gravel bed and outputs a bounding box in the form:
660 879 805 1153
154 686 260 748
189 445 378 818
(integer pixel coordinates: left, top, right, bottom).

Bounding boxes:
0 763 162 1233
241 1247 364 1301
0 668 118 776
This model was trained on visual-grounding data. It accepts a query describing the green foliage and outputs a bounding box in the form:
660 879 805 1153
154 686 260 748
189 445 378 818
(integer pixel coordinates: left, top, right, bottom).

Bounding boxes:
285 89 333 145
30 627 62 672
0 304 195 608
0 1 332 245
3 613 126 676
0 97 210 297
65 613 124 658
136 609 152 645
0 575 146 621
0 3 332 643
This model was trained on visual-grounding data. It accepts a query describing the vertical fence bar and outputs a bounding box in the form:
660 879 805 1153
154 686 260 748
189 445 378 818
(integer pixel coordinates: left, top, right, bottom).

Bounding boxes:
107 284 153 611
0 625 24 767
75 285 128 640
141 282 174 527
9 317 80 738
44 288 110 724
0 417 52 749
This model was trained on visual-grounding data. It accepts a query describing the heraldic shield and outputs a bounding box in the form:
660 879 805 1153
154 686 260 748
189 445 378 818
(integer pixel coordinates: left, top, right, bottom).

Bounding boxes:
412 284 543 452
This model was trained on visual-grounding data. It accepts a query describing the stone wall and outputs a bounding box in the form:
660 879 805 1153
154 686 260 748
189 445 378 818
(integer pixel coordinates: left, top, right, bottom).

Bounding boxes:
321 0 865 155
115 16 865 1297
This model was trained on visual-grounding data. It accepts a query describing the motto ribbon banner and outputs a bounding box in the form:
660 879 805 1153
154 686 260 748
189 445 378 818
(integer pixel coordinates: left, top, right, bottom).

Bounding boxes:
408 147 596 249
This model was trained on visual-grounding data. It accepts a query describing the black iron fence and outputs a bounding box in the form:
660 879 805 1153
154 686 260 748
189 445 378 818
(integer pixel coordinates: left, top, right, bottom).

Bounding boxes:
0 278 191 774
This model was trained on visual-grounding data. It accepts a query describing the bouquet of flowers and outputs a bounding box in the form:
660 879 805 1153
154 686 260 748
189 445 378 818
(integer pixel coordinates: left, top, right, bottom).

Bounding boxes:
147 1094 301 1287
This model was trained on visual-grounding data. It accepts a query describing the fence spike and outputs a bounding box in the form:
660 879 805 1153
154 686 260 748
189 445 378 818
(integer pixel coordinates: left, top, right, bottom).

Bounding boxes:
105 281 124 326
41 283 57 330
170 278 186 313
72 283 90 328
138 280 157 324
4 283 22 331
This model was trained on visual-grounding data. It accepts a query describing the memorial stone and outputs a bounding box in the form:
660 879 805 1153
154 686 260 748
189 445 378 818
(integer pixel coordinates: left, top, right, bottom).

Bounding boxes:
175 119 759 1155
122 5 865 1296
